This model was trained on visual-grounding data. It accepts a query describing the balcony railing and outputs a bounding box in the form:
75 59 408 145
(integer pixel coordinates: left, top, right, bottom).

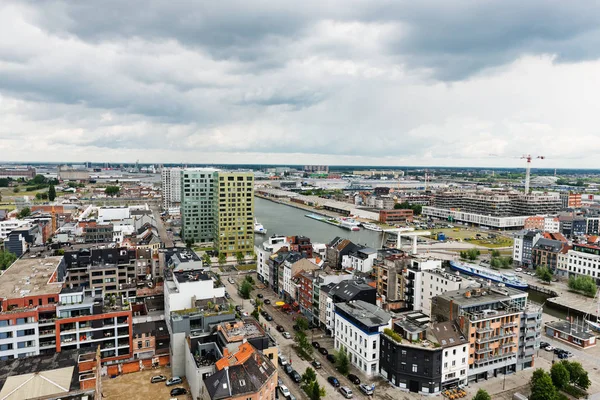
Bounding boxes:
475 332 517 344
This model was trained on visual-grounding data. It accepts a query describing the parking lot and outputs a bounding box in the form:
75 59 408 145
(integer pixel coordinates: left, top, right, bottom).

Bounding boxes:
102 366 191 400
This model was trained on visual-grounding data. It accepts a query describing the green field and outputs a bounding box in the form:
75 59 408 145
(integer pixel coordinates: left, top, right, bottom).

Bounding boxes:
429 227 513 248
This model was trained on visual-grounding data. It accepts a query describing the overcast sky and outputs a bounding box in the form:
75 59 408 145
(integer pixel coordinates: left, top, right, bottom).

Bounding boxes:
1 1 599 168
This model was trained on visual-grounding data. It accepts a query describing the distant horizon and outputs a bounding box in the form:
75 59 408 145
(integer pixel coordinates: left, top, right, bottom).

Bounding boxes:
0 160 597 174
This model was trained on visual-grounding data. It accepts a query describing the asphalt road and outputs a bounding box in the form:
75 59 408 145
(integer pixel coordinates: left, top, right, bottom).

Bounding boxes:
151 206 174 247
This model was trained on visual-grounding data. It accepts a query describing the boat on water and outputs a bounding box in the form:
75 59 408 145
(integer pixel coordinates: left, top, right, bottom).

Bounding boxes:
586 319 600 332
339 218 361 231
254 218 267 234
449 260 528 290
362 223 383 232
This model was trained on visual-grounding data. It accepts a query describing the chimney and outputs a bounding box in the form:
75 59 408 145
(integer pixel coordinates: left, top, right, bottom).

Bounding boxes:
464 291 471 298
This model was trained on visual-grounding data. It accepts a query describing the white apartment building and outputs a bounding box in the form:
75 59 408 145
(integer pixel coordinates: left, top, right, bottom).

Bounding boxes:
564 244 600 282
440 339 469 388
0 219 30 240
423 207 529 229
164 269 225 316
420 269 476 316
161 167 182 209
404 254 443 312
512 230 542 267
282 259 319 299
544 217 560 233
255 235 289 285
334 300 392 376
341 247 377 274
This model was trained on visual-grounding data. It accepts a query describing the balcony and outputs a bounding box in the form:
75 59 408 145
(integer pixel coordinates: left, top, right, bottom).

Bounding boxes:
525 320 538 329
38 318 56 326
474 352 516 366
475 332 517 344
475 347 493 355
39 340 56 349
39 329 56 337
502 322 518 328
476 326 494 334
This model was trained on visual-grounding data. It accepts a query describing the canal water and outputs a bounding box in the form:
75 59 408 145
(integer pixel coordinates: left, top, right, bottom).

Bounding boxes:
254 197 384 248
255 196 568 318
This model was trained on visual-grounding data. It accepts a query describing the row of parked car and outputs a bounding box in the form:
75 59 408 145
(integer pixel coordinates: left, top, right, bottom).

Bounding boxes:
541 342 574 359
149 375 187 397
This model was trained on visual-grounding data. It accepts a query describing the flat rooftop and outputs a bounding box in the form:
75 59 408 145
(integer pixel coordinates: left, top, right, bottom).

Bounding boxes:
0 257 64 300
336 300 391 327
436 286 526 307
218 318 266 343
546 320 596 341
173 270 211 283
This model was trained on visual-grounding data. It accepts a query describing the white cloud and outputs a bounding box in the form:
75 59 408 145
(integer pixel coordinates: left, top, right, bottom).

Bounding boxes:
0 1 599 167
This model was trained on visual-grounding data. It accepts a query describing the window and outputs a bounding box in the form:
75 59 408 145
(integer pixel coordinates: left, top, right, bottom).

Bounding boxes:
412 364 417 373
138 342 142 349
372 341 376 349
146 340 150 348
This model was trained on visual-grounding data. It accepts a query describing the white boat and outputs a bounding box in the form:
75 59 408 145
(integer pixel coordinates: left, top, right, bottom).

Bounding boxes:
254 219 267 234
339 218 360 231
362 223 383 232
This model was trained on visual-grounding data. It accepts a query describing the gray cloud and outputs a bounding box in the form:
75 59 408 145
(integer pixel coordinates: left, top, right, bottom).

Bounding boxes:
0 1 600 166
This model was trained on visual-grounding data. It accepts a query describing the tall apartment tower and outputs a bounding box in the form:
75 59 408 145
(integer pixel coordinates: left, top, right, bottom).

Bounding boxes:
180 169 216 243
161 168 182 209
213 171 255 257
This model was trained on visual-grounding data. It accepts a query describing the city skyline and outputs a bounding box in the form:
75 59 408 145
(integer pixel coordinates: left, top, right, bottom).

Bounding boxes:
1 1 599 167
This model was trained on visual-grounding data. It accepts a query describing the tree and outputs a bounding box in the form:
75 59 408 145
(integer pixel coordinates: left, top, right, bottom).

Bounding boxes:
296 316 309 332
218 253 227 267
335 347 350 374
48 185 56 201
35 193 48 200
301 367 317 385
0 178 9 187
562 361 590 390
550 362 570 390
13 187 20 193
239 281 252 299
491 250 501 257
236 251 244 265
530 369 557 400
251 308 260 321
104 186 120 197
18 207 31 219
0 251 17 270
185 239 193 249
302 379 325 400
472 389 492 400
245 275 254 285
295 330 313 357
31 174 46 185
202 253 212 268
568 276 597 297
535 265 553 284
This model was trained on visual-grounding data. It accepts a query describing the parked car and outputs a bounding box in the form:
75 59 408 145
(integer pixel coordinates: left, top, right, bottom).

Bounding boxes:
339 386 353 398
347 374 361 385
278 355 288 366
235 305 242 312
326 354 336 363
284 364 293 375
170 388 187 396
553 347 562 354
276 325 285 332
224 292 230 299
228 278 235 284
150 375 167 383
290 370 302 383
282 332 292 339
292 324 300 331
264 299 271 305
265 314 273 321
279 385 291 398
515 268 522 272
359 384 374 396
327 376 340 387
311 341 320 348
540 341 549 349
261 310 268 317
166 376 182 386
241 311 249 317
257 294 264 299
318 347 328 356
311 360 322 369
544 345 554 352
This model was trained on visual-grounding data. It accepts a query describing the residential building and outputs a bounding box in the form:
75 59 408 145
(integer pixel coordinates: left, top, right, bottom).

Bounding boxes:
564 244 600 283
374 253 406 308
161 167 182 209
326 237 359 269
586 217 600 235
164 269 225 318
402 254 444 312
132 320 170 360
420 269 476 316
255 235 288 286
288 235 314 258
379 209 414 224
341 247 377 273
379 315 468 394
334 300 392 376
268 250 304 297
512 230 542 267
518 302 543 370
215 318 277 362
201 342 277 400
560 192 582 209
213 171 255 257
281 258 319 302
325 279 377 336
316 273 354 328
431 286 538 383
0 219 30 240
523 216 560 233
423 190 561 228
531 238 567 271
559 215 586 237
181 168 217 243
304 165 329 173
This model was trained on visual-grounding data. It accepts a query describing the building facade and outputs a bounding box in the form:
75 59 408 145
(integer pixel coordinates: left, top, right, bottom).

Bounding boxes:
161 167 182 209
213 171 255 256
181 168 217 243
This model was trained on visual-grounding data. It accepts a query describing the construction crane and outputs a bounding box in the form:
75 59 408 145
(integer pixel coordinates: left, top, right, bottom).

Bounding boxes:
521 154 545 194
